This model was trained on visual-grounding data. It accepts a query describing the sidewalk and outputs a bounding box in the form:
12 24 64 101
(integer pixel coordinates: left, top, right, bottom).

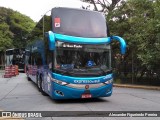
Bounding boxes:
113 83 160 90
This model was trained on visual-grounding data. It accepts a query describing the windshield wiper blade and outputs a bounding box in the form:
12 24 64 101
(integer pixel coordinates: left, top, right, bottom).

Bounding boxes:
55 69 71 75
62 71 70 75
99 67 106 75
85 66 106 75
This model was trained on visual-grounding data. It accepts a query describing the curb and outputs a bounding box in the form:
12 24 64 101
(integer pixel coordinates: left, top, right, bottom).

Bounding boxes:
113 84 160 91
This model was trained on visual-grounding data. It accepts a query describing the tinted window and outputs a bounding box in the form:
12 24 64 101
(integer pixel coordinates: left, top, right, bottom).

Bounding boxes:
52 8 107 38
6 50 13 55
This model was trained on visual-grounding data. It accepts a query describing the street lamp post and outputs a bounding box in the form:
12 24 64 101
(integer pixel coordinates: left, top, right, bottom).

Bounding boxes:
42 10 51 40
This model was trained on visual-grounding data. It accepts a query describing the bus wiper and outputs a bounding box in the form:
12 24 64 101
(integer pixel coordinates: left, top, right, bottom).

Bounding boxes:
61 70 71 75
55 69 71 75
85 66 106 75
100 68 112 75
99 67 106 75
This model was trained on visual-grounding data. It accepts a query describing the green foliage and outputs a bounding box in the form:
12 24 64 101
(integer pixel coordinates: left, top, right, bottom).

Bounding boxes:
83 0 160 81
27 15 52 47
110 0 160 73
0 7 35 51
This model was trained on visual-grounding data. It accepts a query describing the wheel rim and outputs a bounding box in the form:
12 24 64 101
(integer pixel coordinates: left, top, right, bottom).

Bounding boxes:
27 71 29 77
41 80 45 91
38 79 41 89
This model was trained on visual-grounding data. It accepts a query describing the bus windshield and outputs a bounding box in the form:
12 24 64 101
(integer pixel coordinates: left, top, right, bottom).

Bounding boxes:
52 7 107 38
55 41 111 77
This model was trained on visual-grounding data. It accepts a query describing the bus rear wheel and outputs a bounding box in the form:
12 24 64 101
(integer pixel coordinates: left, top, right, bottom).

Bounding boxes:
26 71 31 81
37 75 41 92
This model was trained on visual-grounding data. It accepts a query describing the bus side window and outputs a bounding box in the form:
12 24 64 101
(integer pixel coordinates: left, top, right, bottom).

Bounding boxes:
37 53 43 66
32 52 42 67
46 50 53 70
31 53 35 66
28 54 32 65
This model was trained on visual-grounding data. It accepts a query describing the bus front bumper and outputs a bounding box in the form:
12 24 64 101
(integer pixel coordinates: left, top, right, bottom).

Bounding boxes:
50 83 112 99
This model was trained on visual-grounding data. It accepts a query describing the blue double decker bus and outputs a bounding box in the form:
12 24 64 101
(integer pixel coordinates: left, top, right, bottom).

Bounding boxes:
26 7 126 99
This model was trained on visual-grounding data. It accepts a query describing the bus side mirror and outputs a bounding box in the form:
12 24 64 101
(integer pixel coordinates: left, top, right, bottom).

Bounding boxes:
111 36 126 55
48 31 55 51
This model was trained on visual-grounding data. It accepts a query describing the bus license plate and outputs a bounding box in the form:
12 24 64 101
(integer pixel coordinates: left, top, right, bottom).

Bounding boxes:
81 94 92 98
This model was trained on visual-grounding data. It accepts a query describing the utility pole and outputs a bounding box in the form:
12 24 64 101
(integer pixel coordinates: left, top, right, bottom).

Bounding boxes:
42 10 51 40
132 49 134 84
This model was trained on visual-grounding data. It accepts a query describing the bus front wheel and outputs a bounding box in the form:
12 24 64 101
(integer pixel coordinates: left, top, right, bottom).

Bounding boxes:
38 75 48 96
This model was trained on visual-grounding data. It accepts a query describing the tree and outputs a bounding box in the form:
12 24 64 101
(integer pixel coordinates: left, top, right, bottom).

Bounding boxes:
81 0 123 12
82 0 160 83
105 0 160 82
0 7 35 50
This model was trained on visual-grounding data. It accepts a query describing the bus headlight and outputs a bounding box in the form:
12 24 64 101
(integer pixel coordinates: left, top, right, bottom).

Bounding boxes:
51 78 68 86
104 79 113 84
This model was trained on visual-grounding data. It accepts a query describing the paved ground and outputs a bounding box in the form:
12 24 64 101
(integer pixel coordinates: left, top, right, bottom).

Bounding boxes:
0 72 160 120
114 84 160 90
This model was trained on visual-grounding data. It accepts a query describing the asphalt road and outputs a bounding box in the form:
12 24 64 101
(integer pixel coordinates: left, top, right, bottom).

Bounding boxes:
0 73 160 120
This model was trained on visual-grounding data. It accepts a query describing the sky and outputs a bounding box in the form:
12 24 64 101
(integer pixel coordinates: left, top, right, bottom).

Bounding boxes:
0 0 90 22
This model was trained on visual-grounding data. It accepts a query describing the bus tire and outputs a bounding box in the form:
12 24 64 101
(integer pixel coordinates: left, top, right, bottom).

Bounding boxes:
39 76 48 96
37 75 41 92
27 77 31 81
27 71 31 81
27 75 31 81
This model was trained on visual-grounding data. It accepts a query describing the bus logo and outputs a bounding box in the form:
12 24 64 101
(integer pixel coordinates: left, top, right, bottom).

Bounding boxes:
85 85 89 89
54 18 60 27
